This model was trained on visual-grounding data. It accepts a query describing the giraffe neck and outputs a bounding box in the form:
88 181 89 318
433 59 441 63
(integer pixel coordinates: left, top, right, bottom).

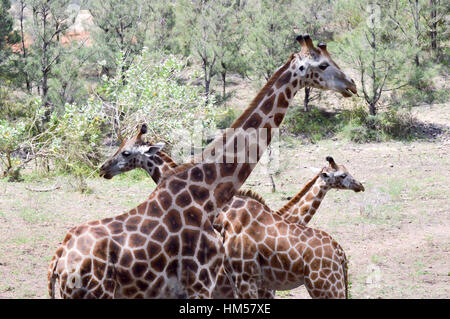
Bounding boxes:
161 55 308 225
143 151 178 184
277 172 330 225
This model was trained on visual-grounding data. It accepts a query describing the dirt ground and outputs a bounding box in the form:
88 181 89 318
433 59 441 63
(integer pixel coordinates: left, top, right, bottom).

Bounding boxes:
0 104 448 299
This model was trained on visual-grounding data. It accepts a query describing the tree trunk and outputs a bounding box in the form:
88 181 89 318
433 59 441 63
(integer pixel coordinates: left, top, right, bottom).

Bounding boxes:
430 0 437 52
303 87 311 112
221 71 226 100
369 101 377 116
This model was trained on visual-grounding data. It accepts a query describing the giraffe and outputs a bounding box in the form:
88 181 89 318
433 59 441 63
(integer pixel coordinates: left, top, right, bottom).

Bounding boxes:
99 130 364 299
47 34 357 299
277 156 365 225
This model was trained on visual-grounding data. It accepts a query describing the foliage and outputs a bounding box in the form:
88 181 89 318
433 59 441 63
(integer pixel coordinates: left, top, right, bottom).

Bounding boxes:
95 50 222 149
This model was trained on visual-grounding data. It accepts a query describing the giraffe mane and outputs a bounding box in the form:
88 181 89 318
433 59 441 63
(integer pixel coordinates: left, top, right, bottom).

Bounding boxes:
276 170 322 215
236 189 267 206
229 54 295 129
158 151 178 169
159 162 195 181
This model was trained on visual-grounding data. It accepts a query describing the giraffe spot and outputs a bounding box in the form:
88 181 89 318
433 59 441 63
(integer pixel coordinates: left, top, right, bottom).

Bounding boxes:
108 221 123 234
104 279 115 293
305 192 315 202
189 185 210 205
190 167 204 182
308 237 321 248
123 286 138 298
129 233 146 247
183 206 203 227
72 289 88 299
175 191 192 207
266 88 274 96
181 229 200 256
120 249 133 267
310 257 321 271
204 200 215 213
136 279 149 291
214 182 235 207
247 221 264 242
231 199 245 208
151 225 168 242
303 247 314 263
238 163 251 183
79 258 92 276
93 259 106 279
148 201 163 217
277 92 289 108
88 220 99 226
203 164 217 185
158 191 172 210
164 235 180 257
285 88 291 99
243 113 262 130
151 253 167 272
76 235 93 255
163 209 182 232
147 240 161 257
93 238 108 260
140 219 158 235
169 179 187 195
261 94 276 115
240 210 251 227
313 80 320 86
219 162 237 178
319 77 323 82
292 79 298 88
277 237 290 252
125 216 142 232
117 269 133 285
274 113 284 126
133 248 147 260
100 218 113 225
292 259 304 274
275 71 292 89
115 214 127 222
312 200 321 210
132 262 147 278
134 201 147 215
144 269 156 282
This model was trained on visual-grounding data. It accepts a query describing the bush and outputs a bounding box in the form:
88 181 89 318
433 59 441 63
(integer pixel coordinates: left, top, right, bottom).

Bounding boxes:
283 105 345 142
95 50 224 150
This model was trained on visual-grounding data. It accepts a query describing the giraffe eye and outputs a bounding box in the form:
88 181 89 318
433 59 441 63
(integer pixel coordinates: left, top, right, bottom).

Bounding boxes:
299 65 305 71
340 174 347 179
319 63 329 70
122 151 131 157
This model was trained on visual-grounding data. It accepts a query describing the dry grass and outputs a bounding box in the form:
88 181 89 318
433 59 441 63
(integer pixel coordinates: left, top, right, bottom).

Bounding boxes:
0 102 448 299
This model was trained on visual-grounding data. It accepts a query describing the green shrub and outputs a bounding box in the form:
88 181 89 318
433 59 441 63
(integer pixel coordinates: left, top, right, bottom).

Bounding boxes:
283 105 344 142
216 107 238 129
95 50 224 150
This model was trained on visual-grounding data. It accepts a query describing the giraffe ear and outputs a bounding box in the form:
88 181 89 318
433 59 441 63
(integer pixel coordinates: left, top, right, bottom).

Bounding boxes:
144 142 165 157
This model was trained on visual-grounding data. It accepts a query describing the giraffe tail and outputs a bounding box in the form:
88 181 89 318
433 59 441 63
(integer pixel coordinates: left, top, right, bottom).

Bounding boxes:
342 256 349 299
47 254 59 299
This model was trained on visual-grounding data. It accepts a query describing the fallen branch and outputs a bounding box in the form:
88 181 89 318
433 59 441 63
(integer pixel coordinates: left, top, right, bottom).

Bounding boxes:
25 184 61 192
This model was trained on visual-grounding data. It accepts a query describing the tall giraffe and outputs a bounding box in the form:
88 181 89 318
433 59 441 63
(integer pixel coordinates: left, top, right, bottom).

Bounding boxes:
99 131 364 299
48 34 357 298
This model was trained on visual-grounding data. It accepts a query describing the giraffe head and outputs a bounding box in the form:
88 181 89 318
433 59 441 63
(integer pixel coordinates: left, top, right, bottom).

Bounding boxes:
99 124 165 179
318 156 365 192
290 34 357 97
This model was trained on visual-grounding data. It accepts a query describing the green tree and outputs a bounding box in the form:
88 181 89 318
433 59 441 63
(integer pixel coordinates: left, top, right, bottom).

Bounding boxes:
339 0 413 115
27 0 79 125
88 0 153 77
0 0 20 81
